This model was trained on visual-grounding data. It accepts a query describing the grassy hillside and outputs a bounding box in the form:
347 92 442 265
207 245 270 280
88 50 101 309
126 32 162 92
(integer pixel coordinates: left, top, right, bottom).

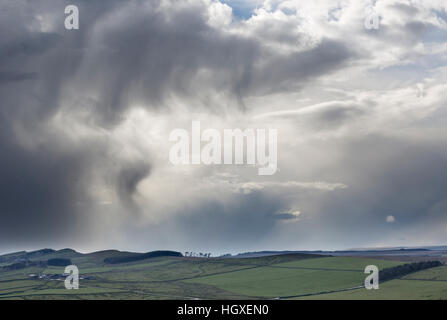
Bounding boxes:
185 257 403 298
296 279 447 300
0 249 445 300
403 265 447 281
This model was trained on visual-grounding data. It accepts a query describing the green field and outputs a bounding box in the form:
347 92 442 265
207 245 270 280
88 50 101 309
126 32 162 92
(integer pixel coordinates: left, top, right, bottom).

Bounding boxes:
184 257 403 298
403 265 447 281
296 279 447 300
0 249 446 299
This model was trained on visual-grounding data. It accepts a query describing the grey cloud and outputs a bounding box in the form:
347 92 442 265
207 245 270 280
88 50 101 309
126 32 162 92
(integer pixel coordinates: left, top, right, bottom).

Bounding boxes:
226 133 447 250
303 103 369 130
116 163 151 216
388 3 420 18
0 71 38 84
310 134 447 242
362 13 433 50
316 105 366 127
52 3 351 123
168 192 287 250
271 213 299 220
259 101 369 131
0 32 61 61
0 0 257 245
252 39 353 94
0 0 445 253
0 118 89 243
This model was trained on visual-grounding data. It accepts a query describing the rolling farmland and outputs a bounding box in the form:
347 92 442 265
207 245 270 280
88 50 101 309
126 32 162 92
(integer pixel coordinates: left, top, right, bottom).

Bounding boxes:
0 249 446 300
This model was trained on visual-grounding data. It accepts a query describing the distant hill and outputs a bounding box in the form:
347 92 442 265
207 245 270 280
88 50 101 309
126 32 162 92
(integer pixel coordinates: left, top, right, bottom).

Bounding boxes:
1 245 446 268
0 248 182 269
103 250 183 264
0 248 56 264
231 246 447 259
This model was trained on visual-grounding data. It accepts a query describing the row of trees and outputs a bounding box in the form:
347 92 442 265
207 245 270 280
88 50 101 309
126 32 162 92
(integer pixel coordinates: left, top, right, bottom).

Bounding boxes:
47 258 72 267
379 260 443 281
184 252 212 258
104 250 182 264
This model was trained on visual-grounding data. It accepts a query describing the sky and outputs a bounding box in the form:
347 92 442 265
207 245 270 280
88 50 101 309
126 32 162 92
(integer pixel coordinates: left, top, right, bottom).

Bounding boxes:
1 0 447 255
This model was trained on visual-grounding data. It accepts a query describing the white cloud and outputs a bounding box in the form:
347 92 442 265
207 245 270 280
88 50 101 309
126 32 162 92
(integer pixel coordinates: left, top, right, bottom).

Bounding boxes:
386 215 396 223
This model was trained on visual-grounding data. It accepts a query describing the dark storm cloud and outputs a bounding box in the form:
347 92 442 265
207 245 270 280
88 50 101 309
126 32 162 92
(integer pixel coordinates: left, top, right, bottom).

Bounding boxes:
0 116 87 242
0 32 60 60
45 0 352 122
68 0 260 121
2 0 438 253
310 134 447 243
171 192 286 249
116 163 151 215
0 0 150 244
253 39 353 94
0 71 38 84
0 0 351 246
